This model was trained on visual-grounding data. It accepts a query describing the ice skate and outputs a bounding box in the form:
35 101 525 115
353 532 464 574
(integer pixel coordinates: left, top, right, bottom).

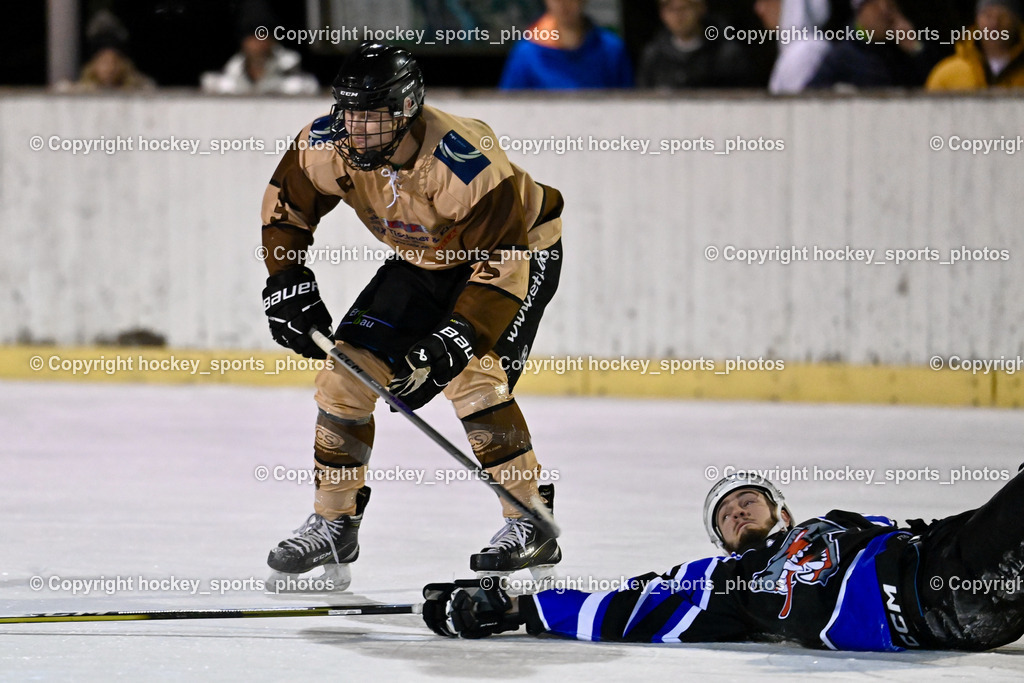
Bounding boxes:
471 484 561 589
266 486 370 593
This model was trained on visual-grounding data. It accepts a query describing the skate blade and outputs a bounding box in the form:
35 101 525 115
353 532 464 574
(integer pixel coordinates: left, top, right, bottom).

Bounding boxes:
528 565 561 589
474 565 560 595
266 564 352 594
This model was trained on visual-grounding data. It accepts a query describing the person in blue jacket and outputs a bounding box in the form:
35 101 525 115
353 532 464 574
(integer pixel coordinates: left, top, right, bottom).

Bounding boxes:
424 471 1024 651
499 0 633 89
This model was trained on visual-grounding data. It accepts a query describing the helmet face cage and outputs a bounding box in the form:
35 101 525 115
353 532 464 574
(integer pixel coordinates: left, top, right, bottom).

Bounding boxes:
329 103 411 171
702 474 793 551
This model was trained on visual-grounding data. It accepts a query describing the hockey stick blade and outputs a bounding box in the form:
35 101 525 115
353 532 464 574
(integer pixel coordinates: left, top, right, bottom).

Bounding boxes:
310 329 561 539
0 602 422 624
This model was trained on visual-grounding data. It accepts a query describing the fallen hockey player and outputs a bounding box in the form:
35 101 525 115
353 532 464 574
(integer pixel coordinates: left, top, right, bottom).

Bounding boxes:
422 470 1024 651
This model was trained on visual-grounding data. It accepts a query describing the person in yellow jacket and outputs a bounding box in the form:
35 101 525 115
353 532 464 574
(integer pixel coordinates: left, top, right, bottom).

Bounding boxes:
259 42 564 592
927 0 1024 90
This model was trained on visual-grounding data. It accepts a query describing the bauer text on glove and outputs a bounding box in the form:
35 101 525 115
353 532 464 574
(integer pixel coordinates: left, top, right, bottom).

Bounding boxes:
389 315 476 410
262 265 332 359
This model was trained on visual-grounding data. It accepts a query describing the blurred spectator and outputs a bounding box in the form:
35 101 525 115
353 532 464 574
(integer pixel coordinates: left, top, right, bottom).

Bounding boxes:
927 0 1024 88
638 0 758 87
756 0 834 93
201 3 319 95
808 0 946 88
950 0 984 26
499 0 633 89
59 10 156 92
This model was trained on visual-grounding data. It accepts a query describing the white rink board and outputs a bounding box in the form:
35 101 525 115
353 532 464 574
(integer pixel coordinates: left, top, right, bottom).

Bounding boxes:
2 381 1024 680
1 93 1023 363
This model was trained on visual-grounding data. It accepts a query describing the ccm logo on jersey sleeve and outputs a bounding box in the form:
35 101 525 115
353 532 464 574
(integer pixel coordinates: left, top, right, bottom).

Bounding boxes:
882 583 921 648
433 130 491 184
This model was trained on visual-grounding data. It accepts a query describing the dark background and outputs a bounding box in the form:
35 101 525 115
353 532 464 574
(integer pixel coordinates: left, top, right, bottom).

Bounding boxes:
3 0 976 88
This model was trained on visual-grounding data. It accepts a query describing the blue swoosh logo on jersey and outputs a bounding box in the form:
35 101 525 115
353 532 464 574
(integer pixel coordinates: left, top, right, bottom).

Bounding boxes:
433 130 491 184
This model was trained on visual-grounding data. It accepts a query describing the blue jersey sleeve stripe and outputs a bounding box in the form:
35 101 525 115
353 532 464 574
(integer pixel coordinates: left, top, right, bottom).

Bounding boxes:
821 533 902 652
655 560 718 641
670 561 692 582
696 560 716 609
820 546 866 650
683 558 718 600
656 604 702 643
532 594 553 632
622 558 718 637
591 592 618 641
576 591 612 641
532 589 592 638
623 576 672 635
864 515 897 527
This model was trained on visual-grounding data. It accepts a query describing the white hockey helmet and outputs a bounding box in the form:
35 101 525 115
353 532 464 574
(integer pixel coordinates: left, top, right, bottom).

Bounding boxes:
703 473 793 551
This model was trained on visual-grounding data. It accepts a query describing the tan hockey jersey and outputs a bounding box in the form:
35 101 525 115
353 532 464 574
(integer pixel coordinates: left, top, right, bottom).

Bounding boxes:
261 104 563 356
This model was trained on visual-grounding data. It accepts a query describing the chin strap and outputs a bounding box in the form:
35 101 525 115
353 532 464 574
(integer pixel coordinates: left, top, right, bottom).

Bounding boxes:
764 506 793 542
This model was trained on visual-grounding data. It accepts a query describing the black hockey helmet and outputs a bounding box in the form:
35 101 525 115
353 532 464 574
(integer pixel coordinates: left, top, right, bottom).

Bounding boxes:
329 41 425 171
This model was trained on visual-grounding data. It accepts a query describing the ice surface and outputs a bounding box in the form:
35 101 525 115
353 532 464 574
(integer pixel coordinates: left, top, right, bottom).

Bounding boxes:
2 380 1023 681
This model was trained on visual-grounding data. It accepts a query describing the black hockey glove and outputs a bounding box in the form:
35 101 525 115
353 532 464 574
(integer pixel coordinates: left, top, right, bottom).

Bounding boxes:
262 266 332 360
422 579 521 639
388 315 476 410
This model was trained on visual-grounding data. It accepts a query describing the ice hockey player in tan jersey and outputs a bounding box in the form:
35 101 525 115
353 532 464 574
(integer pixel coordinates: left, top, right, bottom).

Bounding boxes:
260 42 564 591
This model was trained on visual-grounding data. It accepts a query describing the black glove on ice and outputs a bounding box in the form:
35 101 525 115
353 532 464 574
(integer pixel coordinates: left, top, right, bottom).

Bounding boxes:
422 579 522 639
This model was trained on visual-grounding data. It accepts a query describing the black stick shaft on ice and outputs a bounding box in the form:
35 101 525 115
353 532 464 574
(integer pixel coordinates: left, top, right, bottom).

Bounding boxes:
0 603 421 624
310 329 560 539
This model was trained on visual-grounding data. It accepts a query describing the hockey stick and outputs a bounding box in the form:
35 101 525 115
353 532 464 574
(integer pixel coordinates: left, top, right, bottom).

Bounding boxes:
0 602 422 624
310 329 560 539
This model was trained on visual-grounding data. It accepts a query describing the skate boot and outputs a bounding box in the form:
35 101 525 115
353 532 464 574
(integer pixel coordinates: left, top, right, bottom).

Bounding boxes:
266 486 370 593
470 484 561 587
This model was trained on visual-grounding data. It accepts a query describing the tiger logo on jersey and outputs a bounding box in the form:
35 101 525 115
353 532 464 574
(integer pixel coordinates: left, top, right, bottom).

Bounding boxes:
750 519 843 619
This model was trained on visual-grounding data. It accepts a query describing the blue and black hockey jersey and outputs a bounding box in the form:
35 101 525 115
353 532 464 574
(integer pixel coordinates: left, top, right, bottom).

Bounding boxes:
519 511 922 651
